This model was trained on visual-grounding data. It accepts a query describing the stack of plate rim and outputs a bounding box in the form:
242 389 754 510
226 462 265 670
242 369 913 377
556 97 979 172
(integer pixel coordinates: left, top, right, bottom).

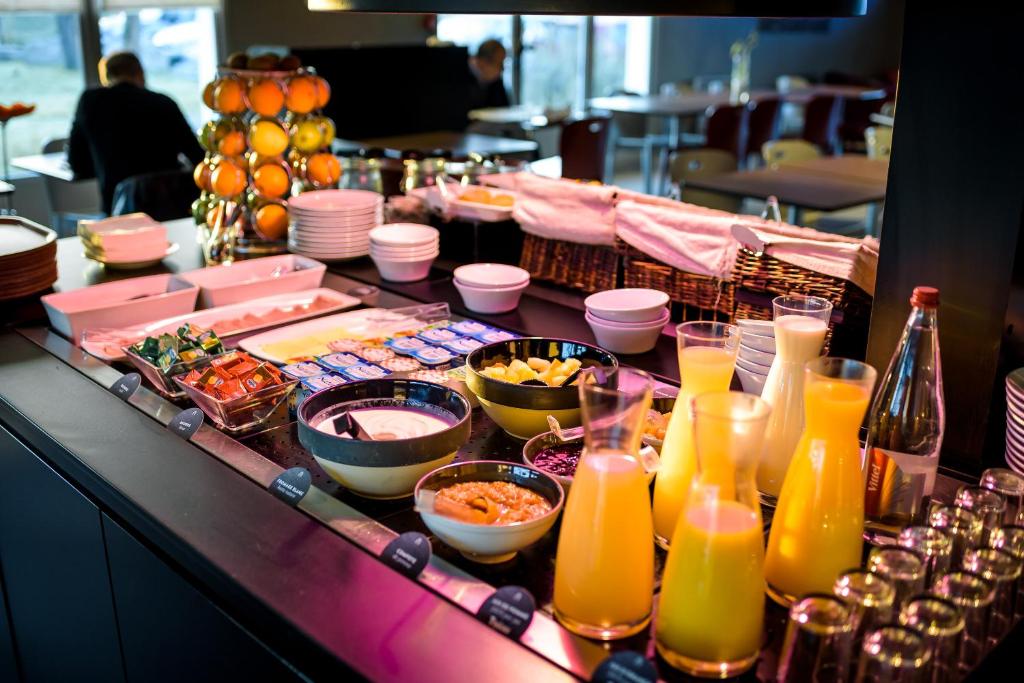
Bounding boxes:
736 319 776 394
1005 368 1024 473
287 189 384 261
0 216 58 301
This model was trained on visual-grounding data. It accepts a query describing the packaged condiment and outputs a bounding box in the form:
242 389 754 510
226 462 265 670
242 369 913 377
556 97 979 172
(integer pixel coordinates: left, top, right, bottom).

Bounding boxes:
412 346 457 367
448 320 490 336
316 352 363 372
379 357 423 373
385 336 429 355
179 351 286 401
440 338 484 355
340 363 392 381
417 328 462 344
471 329 517 344
408 369 448 384
327 338 365 353
280 361 327 379
128 324 224 375
358 347 396 363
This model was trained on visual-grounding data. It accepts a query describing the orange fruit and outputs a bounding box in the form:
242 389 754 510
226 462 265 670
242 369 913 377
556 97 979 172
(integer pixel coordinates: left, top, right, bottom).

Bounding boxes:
305 152 341 187
211 158 248 197
285 75 318 114
253 162 291 198
193 159 214 191
313 76 331 109
254 202 289 241
213 77 246 115
202 81 216 110
246 78 285 117
249 118 289 157
217 130 246 157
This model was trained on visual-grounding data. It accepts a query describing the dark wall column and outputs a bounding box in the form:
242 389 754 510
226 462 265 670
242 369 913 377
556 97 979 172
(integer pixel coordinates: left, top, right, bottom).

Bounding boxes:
867 4 1024 471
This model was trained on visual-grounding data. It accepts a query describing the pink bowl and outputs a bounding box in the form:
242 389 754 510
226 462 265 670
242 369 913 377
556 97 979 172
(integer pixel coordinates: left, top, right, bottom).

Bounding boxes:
586 307 670 329
585 310 667 355
453 277 527 314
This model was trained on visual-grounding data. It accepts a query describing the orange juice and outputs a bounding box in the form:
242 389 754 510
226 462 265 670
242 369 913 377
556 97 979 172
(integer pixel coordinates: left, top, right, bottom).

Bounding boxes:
653 346 738 546
657 500 764 673
765 379 870 604
554 452 654 639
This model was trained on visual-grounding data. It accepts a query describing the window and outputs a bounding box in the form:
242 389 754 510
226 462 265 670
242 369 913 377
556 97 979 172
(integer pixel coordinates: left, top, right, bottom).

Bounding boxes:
0 12 86 158
100 7 219 128
520 16 584 109
592 17 652 97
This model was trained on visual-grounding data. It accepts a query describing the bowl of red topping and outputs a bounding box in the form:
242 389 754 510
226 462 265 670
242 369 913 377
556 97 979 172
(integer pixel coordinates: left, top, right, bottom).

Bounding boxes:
523 430 659 492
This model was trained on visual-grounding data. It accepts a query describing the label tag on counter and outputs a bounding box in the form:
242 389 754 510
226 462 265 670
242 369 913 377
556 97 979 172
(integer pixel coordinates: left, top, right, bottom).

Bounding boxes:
269 467 311 506
476 586 535 640
109 372 141 400
168 408 203 440
380 532 431 580
592 651 658 683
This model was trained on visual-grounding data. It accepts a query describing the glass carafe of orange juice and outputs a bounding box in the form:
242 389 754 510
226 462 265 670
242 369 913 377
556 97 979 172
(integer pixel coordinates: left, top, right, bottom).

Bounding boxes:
656 392 771 677
653 322 740 548
765 357 877 606
554 367 654 640
758 295 833 505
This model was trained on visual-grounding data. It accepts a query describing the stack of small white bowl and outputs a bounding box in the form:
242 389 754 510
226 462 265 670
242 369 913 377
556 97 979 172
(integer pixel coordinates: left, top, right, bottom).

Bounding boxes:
453 263 530 314
288 189 383 261
584 288 670 355
369 224 440 282
736 319 776 394
1005 368 1024 473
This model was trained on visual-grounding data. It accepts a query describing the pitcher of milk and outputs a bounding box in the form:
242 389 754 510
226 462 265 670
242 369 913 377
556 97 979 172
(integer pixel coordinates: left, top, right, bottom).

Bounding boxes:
756 295 833 505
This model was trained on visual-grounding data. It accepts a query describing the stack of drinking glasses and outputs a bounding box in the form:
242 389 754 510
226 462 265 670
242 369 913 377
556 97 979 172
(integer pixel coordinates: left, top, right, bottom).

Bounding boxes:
1005 368 1024 473
776 466 1024 682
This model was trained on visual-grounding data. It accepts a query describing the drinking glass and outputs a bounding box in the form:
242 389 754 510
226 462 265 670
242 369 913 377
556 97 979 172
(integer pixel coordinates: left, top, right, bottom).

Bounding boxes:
961 547 1020 644
656 392 771 677
898 596 964 683
927 505 983 567
776 594 854 683
897 526 953 585
868 546 927 610
855 625 931 683
652 321 740 549
553 367 654 640
757 294 832 505
989 524 1024 619
954 486 1006 545
765 357 877 606
931 571 995 671
834 569 896 653
979 467 1024 524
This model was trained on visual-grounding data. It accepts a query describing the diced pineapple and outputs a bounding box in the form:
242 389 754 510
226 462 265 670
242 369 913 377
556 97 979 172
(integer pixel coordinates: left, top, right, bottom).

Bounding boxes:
561 358 582 373
550 375 567 387
527 357 551 372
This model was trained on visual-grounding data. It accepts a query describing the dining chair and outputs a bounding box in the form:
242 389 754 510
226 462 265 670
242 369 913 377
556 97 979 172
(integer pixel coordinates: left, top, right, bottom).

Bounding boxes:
110 169 196 221
776 74 811 136
801 95 844 155
838 96 886 153
41 138 102 236
744 98 781 167
865 126 893 160
560 116 611 182
668 148 741 213
761 139 823 225
656 104 748 195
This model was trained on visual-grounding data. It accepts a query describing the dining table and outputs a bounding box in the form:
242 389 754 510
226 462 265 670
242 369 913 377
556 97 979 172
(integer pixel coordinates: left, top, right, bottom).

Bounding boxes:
683 156 889 228
335 131 539 161
11 152 74 182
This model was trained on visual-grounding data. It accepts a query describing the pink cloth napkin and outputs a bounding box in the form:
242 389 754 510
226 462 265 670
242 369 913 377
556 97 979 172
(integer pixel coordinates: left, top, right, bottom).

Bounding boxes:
512 174 618 246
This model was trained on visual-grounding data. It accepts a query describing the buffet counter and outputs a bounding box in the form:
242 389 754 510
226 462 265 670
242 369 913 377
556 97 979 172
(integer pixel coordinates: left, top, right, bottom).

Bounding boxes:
0 221 1018 683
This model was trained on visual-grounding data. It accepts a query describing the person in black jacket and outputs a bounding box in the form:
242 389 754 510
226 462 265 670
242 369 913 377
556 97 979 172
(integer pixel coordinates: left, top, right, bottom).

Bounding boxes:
68 51 204 214
467 39 511 110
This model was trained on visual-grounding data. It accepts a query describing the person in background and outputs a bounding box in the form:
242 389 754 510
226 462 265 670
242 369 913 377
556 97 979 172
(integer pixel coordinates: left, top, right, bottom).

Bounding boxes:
68 51 204 214
468 39 510 110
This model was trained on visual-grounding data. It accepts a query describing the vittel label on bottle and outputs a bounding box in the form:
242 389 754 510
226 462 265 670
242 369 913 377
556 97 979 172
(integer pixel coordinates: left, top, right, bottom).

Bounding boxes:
864 447 939 520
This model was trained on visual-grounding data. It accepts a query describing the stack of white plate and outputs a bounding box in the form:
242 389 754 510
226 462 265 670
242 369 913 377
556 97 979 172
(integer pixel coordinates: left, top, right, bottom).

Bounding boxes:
583 288 670 355
1006 368 1024 473
369 224 440 282
453 263 530 314
736 319 776 394
288 189 384 260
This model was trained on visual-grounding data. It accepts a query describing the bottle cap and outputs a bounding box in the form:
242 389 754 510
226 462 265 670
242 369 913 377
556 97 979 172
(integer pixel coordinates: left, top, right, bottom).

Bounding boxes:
911 286 939 308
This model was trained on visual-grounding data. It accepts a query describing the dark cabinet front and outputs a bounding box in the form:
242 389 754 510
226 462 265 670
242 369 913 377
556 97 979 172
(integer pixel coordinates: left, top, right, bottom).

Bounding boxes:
0 424 125 683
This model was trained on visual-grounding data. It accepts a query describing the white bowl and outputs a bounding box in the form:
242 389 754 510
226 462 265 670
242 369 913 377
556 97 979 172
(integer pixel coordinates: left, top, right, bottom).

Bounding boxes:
369 243 440 258
586 307 670 328
585 310 667 355
177 254 326 308
584 288 670 323
736 355 771 376
369 223 439 247
414 460 564 564
453 263 530 289
736 319 775 337
288 189 382 212
454 277 528 314
371 253 436 282
739 344 776 367
736 365 768 395
741 330 776 353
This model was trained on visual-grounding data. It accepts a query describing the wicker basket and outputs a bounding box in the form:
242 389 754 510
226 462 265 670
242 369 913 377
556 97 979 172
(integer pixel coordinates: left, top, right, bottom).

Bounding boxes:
732 247 873 358
518 233 620 294
621 245 735 322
